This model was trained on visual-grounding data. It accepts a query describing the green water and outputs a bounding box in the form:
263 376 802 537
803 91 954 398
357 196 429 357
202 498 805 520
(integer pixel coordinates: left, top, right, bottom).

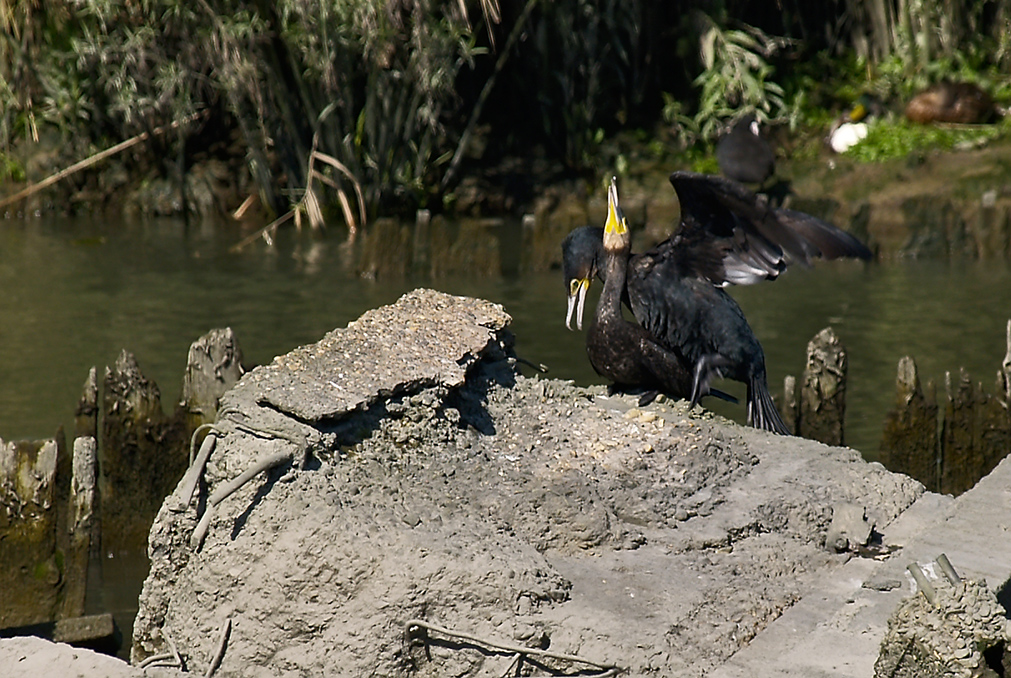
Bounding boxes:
2 213 1010 458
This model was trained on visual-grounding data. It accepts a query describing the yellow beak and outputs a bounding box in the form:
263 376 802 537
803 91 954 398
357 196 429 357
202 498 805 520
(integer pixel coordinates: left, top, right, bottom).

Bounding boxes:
604 177 628 236
566 278 590 330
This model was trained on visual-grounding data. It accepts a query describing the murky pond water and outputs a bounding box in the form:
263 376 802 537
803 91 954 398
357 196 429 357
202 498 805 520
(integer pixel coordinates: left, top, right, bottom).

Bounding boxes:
3 213 1009 456
2 212 1010 654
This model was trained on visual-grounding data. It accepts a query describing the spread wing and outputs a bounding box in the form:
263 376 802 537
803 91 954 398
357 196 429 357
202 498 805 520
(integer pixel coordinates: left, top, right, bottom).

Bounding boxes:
660 171 872 287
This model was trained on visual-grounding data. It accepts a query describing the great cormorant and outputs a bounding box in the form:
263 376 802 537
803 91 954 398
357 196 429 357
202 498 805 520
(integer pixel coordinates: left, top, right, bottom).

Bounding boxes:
563 171 873 434
583 178 736 407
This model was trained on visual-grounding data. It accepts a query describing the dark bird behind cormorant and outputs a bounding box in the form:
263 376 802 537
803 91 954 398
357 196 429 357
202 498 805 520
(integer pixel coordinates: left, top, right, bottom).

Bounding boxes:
563 171 873 434
715 114 775 185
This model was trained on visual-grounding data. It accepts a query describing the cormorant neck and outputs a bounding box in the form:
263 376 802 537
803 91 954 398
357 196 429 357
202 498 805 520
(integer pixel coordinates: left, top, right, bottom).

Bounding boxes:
596 246 629 320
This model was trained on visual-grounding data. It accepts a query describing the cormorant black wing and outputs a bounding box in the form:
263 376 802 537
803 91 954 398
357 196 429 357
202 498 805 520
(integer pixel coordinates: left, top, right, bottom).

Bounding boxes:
665 171 871 287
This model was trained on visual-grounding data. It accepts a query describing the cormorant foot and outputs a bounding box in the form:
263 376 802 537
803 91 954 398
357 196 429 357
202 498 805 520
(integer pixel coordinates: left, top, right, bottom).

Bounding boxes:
637 390 660 407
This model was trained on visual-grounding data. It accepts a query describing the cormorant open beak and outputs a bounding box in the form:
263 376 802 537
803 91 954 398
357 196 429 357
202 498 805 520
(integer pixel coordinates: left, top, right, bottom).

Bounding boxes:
604 177 627 236
566 277 590 330
603 177 629 254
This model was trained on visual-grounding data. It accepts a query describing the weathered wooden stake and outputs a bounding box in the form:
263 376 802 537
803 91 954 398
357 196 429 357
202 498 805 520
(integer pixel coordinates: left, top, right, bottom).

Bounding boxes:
59 436 98 619
100 350 187 549
939 369 981 495
179 328 244 432
74 367 98 440
799 327 848 446
879 356 939 491
0 438 60 627
782 374 799 435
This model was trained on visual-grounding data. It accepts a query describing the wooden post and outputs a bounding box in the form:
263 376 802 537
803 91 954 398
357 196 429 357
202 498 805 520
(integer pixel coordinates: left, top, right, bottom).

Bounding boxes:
879 356 939 491
939 369 981 495
179 328 245 432
74 367 98 441
0 438 61 627
59 436 98 619
100 350 187 549
799 327 847 446
782 374 798 435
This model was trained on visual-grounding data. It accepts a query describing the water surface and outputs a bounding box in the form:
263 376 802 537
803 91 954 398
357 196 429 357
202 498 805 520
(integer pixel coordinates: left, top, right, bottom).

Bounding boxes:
2 213 1010 458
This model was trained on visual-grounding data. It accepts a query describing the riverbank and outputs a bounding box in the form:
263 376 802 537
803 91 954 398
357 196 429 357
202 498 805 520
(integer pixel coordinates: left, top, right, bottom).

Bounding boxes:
3 288 1011 676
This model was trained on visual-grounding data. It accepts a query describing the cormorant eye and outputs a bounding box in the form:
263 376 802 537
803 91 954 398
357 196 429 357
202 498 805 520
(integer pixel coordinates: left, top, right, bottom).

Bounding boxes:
569 279 581 295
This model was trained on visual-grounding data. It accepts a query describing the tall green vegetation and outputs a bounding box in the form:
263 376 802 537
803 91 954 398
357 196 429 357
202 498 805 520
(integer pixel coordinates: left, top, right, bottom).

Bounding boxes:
663 11 792 149
3 0 1011 220
63 0 492 218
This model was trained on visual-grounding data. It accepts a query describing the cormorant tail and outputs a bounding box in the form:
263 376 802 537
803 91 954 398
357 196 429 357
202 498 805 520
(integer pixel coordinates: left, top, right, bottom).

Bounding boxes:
747 375 791 435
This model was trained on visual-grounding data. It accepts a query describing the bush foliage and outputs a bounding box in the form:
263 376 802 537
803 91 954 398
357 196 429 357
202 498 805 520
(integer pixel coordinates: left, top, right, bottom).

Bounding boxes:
2 0 1011 222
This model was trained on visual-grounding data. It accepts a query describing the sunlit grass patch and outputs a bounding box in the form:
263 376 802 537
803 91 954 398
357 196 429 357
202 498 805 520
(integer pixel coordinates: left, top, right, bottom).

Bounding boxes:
842 119 1008 162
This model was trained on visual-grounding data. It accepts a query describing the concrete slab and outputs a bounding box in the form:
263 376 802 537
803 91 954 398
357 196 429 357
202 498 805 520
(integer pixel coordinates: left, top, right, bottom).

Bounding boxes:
711 455 1011 677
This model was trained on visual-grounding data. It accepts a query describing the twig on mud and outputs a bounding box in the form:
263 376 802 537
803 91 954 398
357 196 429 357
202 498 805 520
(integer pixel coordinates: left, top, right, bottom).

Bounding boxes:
181 426 221 507
137 652 177 669
137 631 183 670
190 449 295 550
204 617 231 678
405 618 624 676
0 112 205 210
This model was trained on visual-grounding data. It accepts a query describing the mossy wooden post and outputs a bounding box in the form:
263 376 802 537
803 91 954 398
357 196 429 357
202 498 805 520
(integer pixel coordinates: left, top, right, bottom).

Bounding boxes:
412 209 431 272
442 219 502 278
521 196 588 273
975 320 1011 488
799 327 847 446
879 356 939 491
971 192 1010 260
0 438 61 627
100 350 187 549
179 328 245 432
357 217 411 278
939 369 982 495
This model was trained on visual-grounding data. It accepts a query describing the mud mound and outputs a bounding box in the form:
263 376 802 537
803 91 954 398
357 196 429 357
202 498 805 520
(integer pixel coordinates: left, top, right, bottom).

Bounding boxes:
130 289 923 677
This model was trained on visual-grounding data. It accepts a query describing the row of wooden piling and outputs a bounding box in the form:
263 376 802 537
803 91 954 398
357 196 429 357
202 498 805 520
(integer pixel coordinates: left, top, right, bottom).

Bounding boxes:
2 316 1009 638
0 328 244 637
784 321 1011 497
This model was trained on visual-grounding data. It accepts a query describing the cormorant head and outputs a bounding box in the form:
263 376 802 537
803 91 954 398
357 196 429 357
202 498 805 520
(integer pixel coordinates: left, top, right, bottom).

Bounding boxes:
561 225 603 331
602 177 629 253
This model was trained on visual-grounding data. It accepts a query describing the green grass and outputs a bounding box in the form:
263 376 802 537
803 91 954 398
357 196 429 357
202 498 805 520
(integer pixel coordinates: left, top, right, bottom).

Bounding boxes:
843 119 1008 163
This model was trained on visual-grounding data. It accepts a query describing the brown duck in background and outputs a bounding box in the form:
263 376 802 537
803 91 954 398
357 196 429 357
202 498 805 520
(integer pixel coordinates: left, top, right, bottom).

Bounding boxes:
905 81 995 124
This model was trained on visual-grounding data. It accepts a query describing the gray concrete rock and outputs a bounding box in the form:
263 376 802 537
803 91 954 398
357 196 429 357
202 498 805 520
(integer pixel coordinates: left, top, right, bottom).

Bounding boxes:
130 289 926 677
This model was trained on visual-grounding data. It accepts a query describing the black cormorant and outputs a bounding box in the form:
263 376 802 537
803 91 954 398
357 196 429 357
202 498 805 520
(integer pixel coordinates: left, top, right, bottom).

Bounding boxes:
582 178 736 407
563 171 873 434
715 114 775 186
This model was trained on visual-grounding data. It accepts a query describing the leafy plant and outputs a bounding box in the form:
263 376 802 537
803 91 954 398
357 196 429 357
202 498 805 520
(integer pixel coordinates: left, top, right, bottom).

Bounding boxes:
663 12 791 147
